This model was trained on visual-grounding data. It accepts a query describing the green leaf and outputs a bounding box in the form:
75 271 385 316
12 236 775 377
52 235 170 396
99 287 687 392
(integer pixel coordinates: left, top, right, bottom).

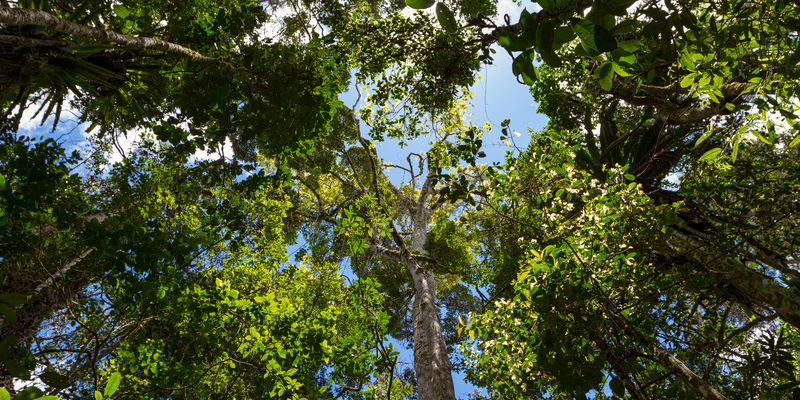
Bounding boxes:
435 3 458 33
598 62 614 91
0 304 16 325
11 387 41 400
699 147 723 163
405 0 434 9
512 51 538 85
617 39 642 52
0 173 5 189
537 0 575 12
573 19 617 52
34 396 60 400
612 62 631 77
94 391 103 400
573 20 597 51
789 134 800 148
593 25 617 52
552 25 576 50
112 5 130 19
40 368 70 390
498 26 537 52
0 388 9 400
497 31 513 48
540 51 562 67
609 377 626 396
103 372 122 398
601 0 637 16
0 293 27 305
695 128 715 147
751 131 772 145
679 73 695 88
536 20 556 52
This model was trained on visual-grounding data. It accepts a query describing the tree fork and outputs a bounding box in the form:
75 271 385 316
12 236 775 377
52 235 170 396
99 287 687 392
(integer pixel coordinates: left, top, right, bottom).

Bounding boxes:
358 137 456 400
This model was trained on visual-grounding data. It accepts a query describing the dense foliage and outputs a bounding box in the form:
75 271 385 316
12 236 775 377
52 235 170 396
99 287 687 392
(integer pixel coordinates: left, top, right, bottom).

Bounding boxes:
1 0 799 399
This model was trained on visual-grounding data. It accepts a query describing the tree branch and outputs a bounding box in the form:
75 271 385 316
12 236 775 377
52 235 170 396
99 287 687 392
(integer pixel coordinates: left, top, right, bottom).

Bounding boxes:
0 6 221 64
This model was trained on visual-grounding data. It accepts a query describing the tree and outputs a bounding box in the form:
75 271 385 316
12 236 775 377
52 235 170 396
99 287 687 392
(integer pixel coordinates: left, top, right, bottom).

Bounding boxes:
0 0 351 159
451 0 800 397
459 123 800 398
4 0 800 398
292 92 486 400
1 1 489 397
0 133 396 398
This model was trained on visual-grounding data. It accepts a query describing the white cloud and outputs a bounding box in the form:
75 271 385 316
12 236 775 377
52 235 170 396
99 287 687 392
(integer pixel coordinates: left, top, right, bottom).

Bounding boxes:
106 128 145 166
191 137 234 161
494 0 529 24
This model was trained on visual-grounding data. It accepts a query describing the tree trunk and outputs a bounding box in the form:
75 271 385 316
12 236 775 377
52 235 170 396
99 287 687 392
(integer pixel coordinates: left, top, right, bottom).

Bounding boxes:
0 6 218 63
406 208 456 400
357 136 455 399
409 266 455 400
666 227 800 329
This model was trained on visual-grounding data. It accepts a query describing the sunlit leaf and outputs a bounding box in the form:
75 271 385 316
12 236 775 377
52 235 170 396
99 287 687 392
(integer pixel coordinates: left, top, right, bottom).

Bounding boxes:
405 0 435 9
436 3 458 33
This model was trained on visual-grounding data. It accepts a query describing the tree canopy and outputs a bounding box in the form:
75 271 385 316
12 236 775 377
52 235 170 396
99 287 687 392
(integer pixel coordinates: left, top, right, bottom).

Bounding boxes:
1 0 799 399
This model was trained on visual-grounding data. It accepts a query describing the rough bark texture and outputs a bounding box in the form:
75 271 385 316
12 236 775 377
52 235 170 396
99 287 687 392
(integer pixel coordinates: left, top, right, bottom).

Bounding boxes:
409 268 455 400
407 206 456 400
356 135 456 400
0 6 218 63
396 159 458 400
667 227 800 329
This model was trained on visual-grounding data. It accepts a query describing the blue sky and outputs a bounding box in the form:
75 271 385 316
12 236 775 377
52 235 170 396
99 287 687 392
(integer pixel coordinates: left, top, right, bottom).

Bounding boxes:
14 9 549 395
337 42 549 397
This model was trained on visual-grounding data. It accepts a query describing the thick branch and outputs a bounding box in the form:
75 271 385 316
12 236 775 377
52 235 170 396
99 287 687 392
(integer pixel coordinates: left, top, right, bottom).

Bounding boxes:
651 345 727 400
611 82 751 125
607 311 727 400
0 6 219 64
666 227 800 330
0 247 95 328
0 33 66 48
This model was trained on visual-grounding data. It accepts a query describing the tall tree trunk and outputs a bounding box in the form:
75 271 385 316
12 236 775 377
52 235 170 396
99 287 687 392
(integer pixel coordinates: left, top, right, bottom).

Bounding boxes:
357 136 455 399
407 209 456 400
666 227 800 329
0 6 218 63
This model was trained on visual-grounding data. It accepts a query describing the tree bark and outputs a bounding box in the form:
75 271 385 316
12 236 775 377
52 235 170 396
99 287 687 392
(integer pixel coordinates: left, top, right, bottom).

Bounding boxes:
406 211 456 400
666 227 800 329
0 247 97 393
650 344 727 400
0 6 218 64
608 311 728 400
358 136 456 400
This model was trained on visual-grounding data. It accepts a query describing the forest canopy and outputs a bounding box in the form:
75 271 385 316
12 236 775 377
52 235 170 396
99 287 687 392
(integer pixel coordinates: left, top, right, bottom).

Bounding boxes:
1 0 799 399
